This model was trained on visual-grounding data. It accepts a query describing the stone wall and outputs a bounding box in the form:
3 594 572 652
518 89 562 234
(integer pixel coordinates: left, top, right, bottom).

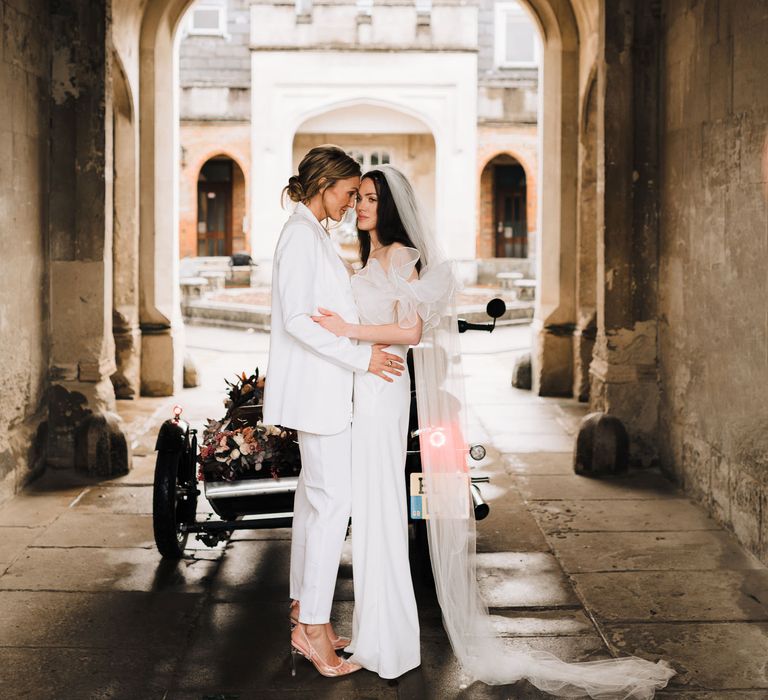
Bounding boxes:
179 0 251 88
477 0 538 124
0 0 52 502
657 0 768 561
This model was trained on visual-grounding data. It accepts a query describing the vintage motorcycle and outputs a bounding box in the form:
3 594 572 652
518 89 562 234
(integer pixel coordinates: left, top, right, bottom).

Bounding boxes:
152 298 507 563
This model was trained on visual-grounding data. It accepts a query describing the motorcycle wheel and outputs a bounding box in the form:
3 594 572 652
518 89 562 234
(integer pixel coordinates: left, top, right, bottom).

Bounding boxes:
153 447 197 559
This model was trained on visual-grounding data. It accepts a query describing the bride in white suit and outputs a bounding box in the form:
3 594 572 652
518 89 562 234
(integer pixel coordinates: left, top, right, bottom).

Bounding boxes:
262 145 405 678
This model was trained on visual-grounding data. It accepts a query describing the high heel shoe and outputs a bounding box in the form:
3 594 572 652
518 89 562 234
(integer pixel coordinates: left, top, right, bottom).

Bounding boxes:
289 600 351 650
290 626 362 678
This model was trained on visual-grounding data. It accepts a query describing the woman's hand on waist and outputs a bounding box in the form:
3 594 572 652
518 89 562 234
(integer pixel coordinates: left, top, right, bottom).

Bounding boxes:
311 307 352 337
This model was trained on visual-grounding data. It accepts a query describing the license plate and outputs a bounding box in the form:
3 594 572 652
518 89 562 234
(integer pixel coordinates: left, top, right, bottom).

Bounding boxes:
409 472 470 520
409 472 428 520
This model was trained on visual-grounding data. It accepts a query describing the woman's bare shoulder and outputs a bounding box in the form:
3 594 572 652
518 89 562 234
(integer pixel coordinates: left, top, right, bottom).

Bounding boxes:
381 242 407 259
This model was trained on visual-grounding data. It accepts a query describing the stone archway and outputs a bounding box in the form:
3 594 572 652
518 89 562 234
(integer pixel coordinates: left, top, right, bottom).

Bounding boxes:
291 102 437 257
134 0 582 396
250 70 477 264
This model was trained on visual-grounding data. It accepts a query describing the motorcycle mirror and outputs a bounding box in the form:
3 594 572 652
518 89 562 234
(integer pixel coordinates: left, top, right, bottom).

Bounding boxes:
486 298 506 319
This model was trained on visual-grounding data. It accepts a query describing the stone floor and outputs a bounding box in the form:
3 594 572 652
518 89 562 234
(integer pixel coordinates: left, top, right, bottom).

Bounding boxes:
1 324 767 699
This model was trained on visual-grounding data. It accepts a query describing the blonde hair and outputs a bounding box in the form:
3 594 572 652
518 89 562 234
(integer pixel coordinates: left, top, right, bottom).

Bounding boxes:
283 145 361 206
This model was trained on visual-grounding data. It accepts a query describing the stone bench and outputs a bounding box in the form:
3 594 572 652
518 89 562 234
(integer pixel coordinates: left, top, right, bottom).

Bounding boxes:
199 270 227 291
179 276 208 302
496 271 524 289
513 279 536 301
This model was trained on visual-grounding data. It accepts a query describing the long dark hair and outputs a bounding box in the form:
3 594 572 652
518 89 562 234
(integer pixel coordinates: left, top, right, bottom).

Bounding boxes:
357 170 422 272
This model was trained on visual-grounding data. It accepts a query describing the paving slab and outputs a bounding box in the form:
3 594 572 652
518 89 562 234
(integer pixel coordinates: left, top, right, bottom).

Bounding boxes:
171 600 399 696
0 590 202 648
476 552 581 609
489 609 595 637
552 530 763 573
607 622 768 691
210 538 292 602
503 452 575 476
474 403 564 421
0 526 42 566
0 546 221 593
476 471 549 553
514 472 680 501
482 416 573 437
102 453 157 485
655 692 768 699
528 498 720 534
73 485 155 514
572 570 768 622
490 432 576 453
416 633 612 700
550 403 588 435
0 491 80 527
32 511 156 548
169 690 397 700
0 646 176 700
465 385 545 407
73 484 215 516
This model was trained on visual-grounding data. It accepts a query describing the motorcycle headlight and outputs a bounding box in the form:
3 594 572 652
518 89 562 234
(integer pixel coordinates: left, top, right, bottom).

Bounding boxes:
469 444 486 461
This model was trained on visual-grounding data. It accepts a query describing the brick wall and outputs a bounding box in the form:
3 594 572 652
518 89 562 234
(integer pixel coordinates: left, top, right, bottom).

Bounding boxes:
476 124 538 259
179 122 251 259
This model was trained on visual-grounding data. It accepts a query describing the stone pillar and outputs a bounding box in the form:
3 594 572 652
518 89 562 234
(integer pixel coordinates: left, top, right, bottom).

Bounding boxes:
138 0 186 397
531 21 580 397
47 0 130 475
589 0 661 465
112 57 141 400
573 74 598 402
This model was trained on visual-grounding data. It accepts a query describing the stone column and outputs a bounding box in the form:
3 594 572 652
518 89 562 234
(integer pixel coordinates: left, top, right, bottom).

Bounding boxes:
573 74 598 402
112 58 141 399
138 0 187 397
47 0 130 475
531 18 580 397
590 0 661 465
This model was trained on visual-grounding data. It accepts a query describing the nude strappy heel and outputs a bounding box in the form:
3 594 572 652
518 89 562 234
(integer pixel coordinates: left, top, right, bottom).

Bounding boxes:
290 626 362 678
289 600 351 650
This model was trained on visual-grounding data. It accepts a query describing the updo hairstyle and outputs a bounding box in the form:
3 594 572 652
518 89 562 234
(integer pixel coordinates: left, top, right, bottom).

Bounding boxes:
282 145 362 205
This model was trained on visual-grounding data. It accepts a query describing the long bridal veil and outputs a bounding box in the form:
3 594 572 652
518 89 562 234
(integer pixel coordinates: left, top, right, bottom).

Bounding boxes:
378 165 675 699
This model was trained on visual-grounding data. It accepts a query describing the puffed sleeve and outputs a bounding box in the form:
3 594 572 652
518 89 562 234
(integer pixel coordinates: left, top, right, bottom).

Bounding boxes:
388 247 457 332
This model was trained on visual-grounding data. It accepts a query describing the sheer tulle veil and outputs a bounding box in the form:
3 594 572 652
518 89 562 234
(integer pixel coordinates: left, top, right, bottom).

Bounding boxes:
377 165 675 699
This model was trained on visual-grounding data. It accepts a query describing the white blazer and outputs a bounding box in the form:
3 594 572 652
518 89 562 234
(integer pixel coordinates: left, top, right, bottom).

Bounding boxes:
263 203 372 435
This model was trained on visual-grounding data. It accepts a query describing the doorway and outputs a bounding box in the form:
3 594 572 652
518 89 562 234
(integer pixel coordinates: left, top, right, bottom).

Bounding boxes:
493 162 528 258
197 158 233 256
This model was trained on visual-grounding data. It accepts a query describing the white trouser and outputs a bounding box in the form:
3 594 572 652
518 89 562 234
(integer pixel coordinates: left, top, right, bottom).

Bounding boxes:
289 424 352 624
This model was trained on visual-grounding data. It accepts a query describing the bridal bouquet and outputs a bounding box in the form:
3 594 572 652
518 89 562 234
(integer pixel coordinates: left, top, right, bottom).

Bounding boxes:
197 369 300 482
